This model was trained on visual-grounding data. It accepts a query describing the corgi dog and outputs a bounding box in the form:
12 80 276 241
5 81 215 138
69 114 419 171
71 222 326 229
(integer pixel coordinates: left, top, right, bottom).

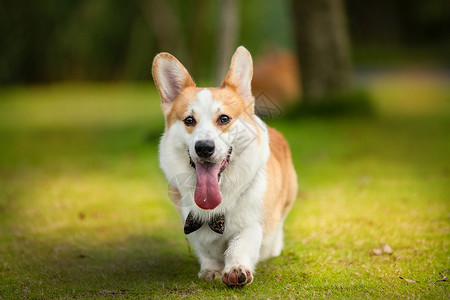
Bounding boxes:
152 46 297 287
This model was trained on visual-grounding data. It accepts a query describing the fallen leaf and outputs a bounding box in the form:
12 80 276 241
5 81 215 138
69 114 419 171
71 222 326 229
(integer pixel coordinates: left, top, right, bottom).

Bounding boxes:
372 243 393 256
399 276 419 283
381 244 393 254
372 248 383 256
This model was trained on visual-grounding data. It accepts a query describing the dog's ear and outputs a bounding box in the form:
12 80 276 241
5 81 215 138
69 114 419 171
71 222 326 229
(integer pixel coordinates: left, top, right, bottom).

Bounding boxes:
221 46 253 102
152 53 195 107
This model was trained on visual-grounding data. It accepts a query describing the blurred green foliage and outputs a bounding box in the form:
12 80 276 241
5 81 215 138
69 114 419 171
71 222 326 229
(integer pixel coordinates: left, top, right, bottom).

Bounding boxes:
0 0 448 84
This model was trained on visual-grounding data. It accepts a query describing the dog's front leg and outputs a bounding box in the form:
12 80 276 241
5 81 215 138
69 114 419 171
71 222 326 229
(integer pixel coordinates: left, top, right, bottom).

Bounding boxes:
222 225 262 287
196 246 225 281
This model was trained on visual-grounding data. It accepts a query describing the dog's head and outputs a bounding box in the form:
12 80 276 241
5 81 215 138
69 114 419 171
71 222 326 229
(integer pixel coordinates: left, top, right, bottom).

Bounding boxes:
153 46 260 210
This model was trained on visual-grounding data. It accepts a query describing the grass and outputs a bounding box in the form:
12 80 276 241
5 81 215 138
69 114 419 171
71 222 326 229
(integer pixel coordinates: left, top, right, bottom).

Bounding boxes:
0 76 449 298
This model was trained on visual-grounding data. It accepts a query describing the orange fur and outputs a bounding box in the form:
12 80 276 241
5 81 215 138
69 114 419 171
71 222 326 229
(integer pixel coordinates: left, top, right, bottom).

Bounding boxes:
262 127 297 234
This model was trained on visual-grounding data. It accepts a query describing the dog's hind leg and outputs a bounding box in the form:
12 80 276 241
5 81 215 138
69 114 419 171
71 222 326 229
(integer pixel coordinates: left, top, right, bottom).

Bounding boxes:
259 219 285 260
269 220 285 257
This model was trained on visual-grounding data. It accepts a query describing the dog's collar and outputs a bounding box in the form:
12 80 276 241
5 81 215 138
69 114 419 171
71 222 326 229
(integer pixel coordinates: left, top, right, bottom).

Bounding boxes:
184 211 225 234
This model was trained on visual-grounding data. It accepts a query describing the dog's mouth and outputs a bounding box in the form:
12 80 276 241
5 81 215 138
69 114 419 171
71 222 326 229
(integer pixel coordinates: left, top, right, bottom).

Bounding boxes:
189 147 232 180
189 147 232 210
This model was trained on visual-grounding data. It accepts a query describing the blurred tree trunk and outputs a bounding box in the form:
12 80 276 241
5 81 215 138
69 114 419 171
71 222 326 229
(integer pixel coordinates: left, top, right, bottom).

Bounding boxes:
291 0 352 101
139 0 190 67
216 0 240 84
189 0 209 77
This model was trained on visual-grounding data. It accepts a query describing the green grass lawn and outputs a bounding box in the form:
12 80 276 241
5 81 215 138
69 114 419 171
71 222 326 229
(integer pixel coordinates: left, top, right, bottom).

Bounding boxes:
0 77 449 298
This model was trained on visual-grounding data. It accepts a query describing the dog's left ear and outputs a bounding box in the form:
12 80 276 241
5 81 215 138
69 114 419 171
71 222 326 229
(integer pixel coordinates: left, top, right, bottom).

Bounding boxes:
221 46 253 103
152 53 195 108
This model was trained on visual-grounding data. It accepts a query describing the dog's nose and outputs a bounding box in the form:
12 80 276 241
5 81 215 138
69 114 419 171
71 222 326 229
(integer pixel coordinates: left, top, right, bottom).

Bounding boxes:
195 140 215 158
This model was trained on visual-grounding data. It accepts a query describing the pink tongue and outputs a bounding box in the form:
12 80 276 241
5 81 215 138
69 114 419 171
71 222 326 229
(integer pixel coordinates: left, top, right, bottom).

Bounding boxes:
194 163 222 210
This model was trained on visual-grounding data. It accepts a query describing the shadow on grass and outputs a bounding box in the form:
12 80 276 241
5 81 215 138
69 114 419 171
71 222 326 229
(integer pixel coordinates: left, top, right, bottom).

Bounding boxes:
263 89 376 120
8 233 202 297
0 124 213 297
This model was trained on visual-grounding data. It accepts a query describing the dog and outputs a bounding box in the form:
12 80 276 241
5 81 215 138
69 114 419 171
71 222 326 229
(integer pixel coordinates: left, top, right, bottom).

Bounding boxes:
152 46 297 287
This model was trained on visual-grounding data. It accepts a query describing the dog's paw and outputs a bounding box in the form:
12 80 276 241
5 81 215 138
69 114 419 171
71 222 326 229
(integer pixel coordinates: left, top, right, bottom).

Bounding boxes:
222 266 253 287
198 269 222 281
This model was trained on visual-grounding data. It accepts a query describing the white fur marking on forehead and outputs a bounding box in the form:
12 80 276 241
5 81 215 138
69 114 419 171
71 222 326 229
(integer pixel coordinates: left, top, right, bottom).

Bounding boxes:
197 88 211 100
193 89 222 114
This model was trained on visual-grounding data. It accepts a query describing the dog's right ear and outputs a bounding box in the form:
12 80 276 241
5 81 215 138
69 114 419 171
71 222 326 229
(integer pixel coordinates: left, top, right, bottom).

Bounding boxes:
152 53 195 109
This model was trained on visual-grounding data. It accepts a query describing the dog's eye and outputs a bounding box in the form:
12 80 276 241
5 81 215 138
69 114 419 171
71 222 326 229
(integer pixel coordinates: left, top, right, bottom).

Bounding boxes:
183 116 196 126
218 114 231 125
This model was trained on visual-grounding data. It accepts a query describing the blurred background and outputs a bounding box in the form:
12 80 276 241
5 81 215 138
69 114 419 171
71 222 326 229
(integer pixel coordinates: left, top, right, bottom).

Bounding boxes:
0 1 449 297
1 0 449 115
1 0 448 84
